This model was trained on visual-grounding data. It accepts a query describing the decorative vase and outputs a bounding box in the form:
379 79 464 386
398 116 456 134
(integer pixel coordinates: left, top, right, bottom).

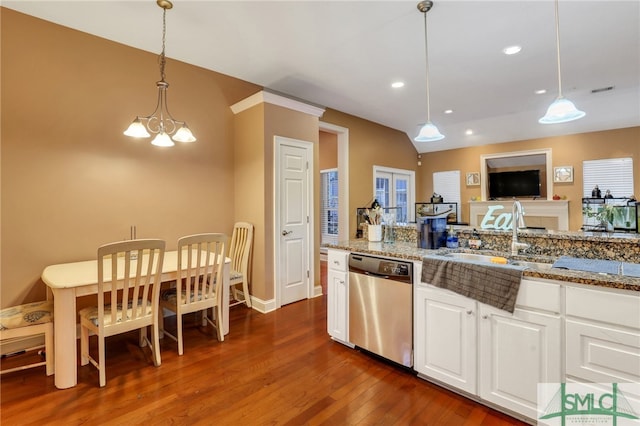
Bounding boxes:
368 224 382 242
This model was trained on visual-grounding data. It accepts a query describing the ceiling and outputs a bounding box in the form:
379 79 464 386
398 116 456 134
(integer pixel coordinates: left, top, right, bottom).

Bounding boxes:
4 1 639 153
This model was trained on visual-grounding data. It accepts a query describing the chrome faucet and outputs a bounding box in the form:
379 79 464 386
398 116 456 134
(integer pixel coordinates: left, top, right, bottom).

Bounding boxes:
511 200 529 255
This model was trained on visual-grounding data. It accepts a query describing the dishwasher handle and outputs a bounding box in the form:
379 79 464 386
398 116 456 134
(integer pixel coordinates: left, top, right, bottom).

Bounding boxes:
362 270 390 280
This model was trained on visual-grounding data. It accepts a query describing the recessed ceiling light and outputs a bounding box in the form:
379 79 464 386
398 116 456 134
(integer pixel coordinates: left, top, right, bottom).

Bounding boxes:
535 89 547 95
465 129 473 136
503 45 522 55
444 109 453 114
391 81 405 88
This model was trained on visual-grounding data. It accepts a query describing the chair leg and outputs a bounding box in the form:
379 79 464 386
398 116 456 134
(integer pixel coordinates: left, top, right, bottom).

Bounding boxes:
177 312 184 356
80 324 89 366
215 306 224 342
151 322 161 367
98 334 106 387
45 322 54 376
242 281 252 308
139 327 147 347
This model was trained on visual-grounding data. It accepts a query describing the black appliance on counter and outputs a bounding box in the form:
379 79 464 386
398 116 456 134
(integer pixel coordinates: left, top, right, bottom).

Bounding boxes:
417 216 447 249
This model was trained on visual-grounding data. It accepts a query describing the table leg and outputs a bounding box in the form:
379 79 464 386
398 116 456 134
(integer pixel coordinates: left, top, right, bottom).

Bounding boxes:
52 287 77 389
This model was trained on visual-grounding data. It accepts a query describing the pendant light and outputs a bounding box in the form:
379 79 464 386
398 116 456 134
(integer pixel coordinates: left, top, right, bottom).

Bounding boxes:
415 1 444 142
124 0 196 146
539 0 585 124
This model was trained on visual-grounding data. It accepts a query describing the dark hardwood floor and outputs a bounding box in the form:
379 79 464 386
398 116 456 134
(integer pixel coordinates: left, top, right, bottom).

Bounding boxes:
1 295 527 425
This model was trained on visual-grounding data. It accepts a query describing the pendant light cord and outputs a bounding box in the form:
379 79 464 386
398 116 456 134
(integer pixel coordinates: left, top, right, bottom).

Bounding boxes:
554 0 563 98
423 10 431 123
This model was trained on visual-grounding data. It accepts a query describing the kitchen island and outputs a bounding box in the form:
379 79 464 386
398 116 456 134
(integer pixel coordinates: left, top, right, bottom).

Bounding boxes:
325 230 640 424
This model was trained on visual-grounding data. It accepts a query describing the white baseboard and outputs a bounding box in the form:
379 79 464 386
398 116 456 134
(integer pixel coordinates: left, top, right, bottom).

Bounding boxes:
250 296 276 313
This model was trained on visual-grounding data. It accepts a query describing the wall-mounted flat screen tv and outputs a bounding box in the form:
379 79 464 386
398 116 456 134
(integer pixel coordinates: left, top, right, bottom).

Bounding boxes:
488 170 541 199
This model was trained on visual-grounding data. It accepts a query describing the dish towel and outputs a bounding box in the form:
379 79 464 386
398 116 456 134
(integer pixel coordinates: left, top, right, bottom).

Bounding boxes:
421 256 524 313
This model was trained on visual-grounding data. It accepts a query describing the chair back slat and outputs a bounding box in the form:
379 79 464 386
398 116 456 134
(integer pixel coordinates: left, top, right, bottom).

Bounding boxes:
97 239 165 328
229 222 253 279
177 233 225 309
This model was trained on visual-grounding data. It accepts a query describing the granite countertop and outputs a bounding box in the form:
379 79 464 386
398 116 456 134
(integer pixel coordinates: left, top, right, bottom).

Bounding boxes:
325 240 640 292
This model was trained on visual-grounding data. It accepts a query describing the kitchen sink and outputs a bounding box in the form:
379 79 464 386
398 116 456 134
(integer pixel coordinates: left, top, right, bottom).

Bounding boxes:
443 253 502 263
443 252 554 271
509 260 553 271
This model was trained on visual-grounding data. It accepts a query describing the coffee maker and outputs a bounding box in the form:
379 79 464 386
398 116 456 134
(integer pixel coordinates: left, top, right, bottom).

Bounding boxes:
417 213 448 249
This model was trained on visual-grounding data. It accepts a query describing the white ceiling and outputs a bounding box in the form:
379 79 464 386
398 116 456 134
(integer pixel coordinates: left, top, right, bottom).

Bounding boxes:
5 0 639 153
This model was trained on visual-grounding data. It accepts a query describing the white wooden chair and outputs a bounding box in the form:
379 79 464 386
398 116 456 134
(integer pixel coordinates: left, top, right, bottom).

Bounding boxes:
160 233 226 355
79 239 165 387
0 300 54 376
228 222 254 308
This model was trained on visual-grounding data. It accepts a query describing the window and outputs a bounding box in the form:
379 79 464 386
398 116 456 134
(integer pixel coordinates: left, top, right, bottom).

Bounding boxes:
583 158 634 199
320 169 339 244
373 166 415 223
433 170 461 208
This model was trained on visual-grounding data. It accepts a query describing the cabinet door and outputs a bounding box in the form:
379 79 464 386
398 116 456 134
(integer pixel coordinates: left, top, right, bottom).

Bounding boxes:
414 285 477 394
327 269 349 343
479 304 561 420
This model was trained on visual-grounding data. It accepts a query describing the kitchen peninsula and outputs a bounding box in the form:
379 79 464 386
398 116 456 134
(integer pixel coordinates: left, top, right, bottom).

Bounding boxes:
325 228 640 424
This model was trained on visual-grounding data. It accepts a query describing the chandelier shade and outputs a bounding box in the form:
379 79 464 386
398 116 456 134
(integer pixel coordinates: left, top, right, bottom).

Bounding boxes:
415 122 444 142
123 0 196 145
539 97 586 124
539 0 585 124
414 1 444 142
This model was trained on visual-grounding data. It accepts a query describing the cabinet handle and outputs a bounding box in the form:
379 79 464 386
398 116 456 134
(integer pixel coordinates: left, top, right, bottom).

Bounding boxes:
333 260 340 265
482 315 489 319
466 310 473 315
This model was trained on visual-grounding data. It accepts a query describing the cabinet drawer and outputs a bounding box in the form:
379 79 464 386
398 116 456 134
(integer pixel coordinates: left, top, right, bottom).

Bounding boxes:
566 319 640 384
327 249 348 272
566 286 640 329
515 279 561 313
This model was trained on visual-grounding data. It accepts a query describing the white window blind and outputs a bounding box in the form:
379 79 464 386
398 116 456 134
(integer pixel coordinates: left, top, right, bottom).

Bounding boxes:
320 169 339 244
583 158 634 198
433 170 461 207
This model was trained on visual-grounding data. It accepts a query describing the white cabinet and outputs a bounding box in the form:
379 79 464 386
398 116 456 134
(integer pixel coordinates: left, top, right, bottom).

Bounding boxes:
327 249 350 345
414 285 477 394
415 276 562 420
478 279 562 419
565 286 640 387
478 304 561 419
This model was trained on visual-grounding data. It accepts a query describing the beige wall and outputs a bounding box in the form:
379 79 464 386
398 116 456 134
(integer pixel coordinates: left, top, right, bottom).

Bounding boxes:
321 109 420 238
319 131 338 170
418 127 640 230
1 9 260 307
233 101 320 301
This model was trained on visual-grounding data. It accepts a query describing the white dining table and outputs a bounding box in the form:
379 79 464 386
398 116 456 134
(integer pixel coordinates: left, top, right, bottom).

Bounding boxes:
41 250 230 389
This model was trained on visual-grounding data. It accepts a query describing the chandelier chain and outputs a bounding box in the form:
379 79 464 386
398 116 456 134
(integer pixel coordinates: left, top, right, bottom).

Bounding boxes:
159 7 167 82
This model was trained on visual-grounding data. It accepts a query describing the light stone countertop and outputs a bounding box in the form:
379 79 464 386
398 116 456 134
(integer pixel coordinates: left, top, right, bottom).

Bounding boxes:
325 240 640 292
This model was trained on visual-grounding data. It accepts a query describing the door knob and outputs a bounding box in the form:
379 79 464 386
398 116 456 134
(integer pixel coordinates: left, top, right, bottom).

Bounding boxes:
282 230 292 236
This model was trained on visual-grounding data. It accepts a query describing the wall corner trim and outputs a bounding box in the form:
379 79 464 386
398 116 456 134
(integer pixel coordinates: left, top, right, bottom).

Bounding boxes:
230 90 325 117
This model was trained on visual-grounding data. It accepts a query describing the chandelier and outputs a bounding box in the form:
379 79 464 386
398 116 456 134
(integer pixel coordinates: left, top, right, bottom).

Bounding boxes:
123 0 196 146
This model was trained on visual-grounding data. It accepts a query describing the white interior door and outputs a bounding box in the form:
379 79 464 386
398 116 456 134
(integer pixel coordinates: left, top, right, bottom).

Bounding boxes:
275 136 313 307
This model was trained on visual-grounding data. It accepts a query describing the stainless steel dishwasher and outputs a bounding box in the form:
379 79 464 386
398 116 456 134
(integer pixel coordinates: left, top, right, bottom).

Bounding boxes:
348 253 413 367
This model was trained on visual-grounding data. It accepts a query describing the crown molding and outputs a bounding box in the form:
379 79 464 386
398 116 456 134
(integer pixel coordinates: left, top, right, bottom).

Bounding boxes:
231 90 325 117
